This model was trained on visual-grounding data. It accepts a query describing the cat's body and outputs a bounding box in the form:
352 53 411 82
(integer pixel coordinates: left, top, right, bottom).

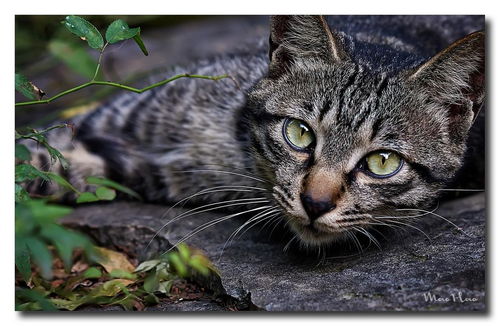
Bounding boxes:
23 15 485 248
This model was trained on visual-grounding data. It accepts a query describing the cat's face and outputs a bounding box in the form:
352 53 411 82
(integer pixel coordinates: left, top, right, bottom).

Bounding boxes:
246 16 484 246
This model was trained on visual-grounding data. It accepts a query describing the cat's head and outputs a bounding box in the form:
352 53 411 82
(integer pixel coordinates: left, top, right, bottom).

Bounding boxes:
246 15 484 246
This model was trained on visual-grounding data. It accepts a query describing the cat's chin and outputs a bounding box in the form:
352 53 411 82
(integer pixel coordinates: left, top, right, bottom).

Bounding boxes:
289 221 347 247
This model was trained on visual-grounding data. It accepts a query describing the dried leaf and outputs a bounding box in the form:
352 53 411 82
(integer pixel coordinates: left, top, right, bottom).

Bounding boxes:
95 247 135 273
15 73 45 100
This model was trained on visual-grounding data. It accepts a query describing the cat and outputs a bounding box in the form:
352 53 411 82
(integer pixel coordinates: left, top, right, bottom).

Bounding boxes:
21 15 485 248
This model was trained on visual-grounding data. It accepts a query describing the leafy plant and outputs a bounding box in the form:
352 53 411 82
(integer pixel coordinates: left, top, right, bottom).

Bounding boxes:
15 199 96 281
16 243 218 311
15 15 222 311
15 15 228 107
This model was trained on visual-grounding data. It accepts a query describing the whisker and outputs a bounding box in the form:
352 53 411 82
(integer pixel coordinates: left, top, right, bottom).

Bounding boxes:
158 185 268 222
218 209 280 261
166 205 273 252
314 246 326 267
163 197 269 227
396 208 469 236
197 163 258 174
365 224 389 241
218 208 278 256
364 220 409 236
375 218 432 242
345 229 364 254
236 211 281 240
172 169 271 185
373 203 440 220
258 212 282 233
353 226 382 251
146 196 269 252
283 235 298 253
267 215 285 239
439 188 484 192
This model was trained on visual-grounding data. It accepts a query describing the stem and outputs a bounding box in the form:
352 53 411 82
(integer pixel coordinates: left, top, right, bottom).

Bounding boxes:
16 124 70 139
15 73 229 108
92 43 108 81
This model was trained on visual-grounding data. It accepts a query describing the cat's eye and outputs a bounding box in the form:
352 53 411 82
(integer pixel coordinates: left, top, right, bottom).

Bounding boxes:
283 118 315 151
364 151 403 178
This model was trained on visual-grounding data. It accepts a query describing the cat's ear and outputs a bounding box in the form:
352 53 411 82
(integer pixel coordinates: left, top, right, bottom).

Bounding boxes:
268 15 350 78
408 31 485 138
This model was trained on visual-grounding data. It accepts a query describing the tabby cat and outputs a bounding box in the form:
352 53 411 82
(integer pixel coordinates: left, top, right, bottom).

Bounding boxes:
22 15 485 248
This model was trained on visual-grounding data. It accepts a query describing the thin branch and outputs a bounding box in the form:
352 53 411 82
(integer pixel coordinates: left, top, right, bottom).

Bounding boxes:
15 73 229 108
15 124 71 139
91 42 108 81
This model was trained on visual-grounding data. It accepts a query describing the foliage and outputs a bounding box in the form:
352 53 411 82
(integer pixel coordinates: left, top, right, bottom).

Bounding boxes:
15 15 227 107
15 15 222 311
15 199 95 280
15 243 217 311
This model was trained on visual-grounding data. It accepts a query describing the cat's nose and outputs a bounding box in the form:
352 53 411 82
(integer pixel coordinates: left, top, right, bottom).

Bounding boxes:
301 167 344 222
300 193 336 221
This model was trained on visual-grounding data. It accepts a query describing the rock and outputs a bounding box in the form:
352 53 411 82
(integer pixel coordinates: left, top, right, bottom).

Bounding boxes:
145 299 227 312
63 193 485 311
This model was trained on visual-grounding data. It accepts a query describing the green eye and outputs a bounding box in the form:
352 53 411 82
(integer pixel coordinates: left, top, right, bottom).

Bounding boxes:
283 118 315 150
365 151 402 177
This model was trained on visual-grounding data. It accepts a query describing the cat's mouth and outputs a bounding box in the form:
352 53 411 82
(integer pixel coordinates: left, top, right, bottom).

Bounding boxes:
286 213 374 246
287 218 348 245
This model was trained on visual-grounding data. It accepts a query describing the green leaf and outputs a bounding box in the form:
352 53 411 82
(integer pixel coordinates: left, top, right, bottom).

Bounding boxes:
168 252 188 278
144 293 159 305
135 259 161 273
40 224 91 270
178 243 191 262
15 73 45 100
28 200 73 223
109 269 137 280
16 301 42 311
15 289 57 311
157 280 173 294
15 144 31 161
86 176 142 200
76 192 99 203
105 19 140 44
52 279 135 310
15 164 49 183
50 298 81 311
45 172 80 194
45 144 69 170
15 183 30 203
15 202 36 234
188 255 210 276
83 267 102 279
143 270 159 293
48 39 100 79
133 33 149 56
15 237 32 282
111 294 142 311
95 186 116 201
90 279 133 297
62 15 104 50
105 19 148 56
25 237 53 279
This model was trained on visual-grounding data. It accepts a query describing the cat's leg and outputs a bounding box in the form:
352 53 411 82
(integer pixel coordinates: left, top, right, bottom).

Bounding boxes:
18 130 108 201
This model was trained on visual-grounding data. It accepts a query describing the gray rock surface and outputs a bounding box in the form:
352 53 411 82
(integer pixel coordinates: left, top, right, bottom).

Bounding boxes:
63 193 486 311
